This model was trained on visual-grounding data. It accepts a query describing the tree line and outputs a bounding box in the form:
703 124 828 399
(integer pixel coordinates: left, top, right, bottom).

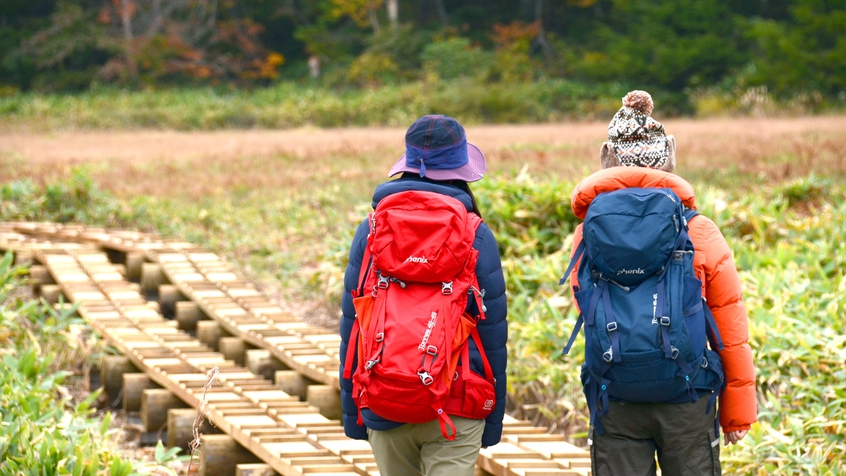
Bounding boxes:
1 0 844 111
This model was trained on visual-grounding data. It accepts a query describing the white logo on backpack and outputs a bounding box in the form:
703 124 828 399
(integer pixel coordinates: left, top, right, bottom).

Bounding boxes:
617 268 645 275
418 311 438 350
651 293 659 324
405 256 429 263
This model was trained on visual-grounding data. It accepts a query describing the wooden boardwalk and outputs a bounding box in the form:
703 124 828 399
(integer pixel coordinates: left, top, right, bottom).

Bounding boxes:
0 222 590 476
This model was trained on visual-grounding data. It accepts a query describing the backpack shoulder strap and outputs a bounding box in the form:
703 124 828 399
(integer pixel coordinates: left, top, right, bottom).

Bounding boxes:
558 238 586 286
684 208 699 225
355 214 374 298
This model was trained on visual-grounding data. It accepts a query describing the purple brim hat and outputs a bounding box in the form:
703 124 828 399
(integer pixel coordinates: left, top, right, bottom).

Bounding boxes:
388 142 487 182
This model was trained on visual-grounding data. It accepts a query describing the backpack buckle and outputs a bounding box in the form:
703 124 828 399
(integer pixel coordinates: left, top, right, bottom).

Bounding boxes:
671 346 680 360
365 358 380 370
375 332 384 343
606 322 618 332
660 316 671 326
377 275 390 289
418 371 434 385
426 345 438 356
602 347 613 363
442 281 453 295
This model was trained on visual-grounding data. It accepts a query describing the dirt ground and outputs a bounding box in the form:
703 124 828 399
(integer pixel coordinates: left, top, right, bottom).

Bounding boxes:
3 116 845 182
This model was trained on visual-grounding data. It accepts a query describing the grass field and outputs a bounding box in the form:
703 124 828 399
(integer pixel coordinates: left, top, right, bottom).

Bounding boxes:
2 116 845 474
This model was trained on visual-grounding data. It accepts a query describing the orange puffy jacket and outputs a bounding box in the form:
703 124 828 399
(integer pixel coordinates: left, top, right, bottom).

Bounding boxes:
567 167 757 433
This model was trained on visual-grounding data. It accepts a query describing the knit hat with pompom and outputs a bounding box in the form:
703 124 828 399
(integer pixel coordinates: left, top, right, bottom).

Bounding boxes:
607 90 668 169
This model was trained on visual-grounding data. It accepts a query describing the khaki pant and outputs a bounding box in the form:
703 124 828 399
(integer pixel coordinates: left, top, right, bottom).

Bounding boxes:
591 397 721 476
367 417 485 476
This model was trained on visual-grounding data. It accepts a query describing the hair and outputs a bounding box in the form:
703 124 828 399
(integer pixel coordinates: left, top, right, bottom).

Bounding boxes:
452 180 482 218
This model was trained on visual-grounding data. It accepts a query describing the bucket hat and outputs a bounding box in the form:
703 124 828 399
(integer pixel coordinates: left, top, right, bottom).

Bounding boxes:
389 115 486 182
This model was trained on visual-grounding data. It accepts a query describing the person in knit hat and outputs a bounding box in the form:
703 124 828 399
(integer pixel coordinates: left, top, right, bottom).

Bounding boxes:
601 90 676 171
562 91 757 475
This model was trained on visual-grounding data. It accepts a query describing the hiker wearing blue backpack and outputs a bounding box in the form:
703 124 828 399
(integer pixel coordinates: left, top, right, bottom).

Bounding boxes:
560 91 757 475
339 115 508 476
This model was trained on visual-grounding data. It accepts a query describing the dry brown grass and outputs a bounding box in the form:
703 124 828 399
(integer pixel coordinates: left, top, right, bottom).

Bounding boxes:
2 116 844 200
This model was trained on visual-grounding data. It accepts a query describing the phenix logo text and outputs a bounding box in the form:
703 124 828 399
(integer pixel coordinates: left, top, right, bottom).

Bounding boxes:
617 268 645 276
405 256 429 263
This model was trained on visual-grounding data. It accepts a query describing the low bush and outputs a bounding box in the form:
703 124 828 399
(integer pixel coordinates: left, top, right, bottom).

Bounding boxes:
0 252 134 474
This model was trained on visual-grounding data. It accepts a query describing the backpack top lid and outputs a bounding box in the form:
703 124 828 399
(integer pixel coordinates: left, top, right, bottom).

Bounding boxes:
369 190 477 283
583 187 685 287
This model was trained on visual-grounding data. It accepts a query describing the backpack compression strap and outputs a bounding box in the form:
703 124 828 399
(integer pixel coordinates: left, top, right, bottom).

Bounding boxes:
459 327 494 382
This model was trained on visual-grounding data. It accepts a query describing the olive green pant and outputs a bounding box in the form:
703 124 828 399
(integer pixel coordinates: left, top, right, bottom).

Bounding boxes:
367 416 485 476
591 397 721 476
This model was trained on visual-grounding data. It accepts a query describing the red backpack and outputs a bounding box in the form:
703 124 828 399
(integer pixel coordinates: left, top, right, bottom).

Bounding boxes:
343 190 496 439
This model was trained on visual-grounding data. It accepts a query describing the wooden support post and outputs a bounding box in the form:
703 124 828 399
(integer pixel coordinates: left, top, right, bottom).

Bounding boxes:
197 321 222 351
101 356 138 407
40 284 63 305
141 389 189 433
245 350 289 381
29 265 53 294
168 408 221 451
236 464 279 476
275 370 317 400
122 373 159 412
306 385 342 421
158 284 183 318
176 301 205 331
13 251 33 266
125 252 144 282
219 337 250 366
140 263 165 298
197 434 261 476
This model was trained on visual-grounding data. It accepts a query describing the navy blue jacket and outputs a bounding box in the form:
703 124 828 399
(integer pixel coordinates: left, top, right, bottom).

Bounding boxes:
339 176 508 447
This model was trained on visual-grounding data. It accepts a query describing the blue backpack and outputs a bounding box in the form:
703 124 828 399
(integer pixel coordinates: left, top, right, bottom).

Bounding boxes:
559 187 726 435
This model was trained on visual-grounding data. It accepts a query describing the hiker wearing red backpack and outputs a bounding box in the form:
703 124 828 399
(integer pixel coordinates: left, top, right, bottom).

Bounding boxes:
339 115 508 476
560 91 757 475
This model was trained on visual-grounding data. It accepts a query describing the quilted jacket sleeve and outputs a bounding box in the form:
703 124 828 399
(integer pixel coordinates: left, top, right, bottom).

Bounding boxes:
688 215 757 433
473 222 509 447
339 220 370 440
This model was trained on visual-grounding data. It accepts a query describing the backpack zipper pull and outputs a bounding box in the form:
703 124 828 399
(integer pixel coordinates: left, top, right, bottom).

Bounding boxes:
593 271 631 292
389 277 406 288
469 286 487 313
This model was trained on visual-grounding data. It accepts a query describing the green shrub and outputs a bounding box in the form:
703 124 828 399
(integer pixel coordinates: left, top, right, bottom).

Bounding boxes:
0 80 628 131
0 170 122 224
421 37 494 81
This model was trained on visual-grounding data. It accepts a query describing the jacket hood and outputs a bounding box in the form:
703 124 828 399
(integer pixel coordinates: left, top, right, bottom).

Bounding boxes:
571 167 696 219
372 175 473 211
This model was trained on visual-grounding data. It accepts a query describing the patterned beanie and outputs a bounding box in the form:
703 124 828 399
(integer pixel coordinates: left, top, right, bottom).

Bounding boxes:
607 90 668 169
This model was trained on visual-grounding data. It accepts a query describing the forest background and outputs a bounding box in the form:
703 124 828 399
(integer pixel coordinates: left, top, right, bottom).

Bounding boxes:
2 0 846 121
